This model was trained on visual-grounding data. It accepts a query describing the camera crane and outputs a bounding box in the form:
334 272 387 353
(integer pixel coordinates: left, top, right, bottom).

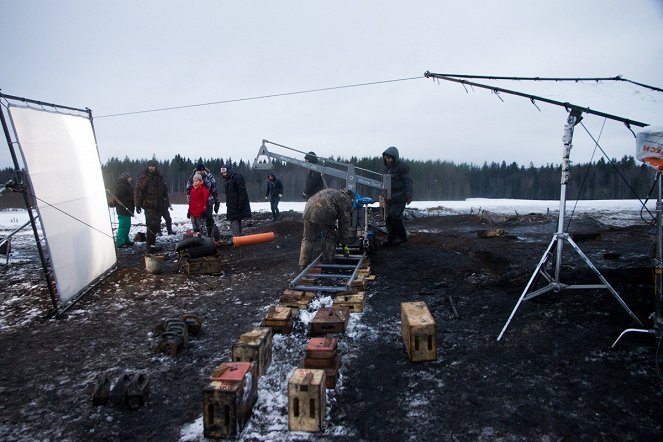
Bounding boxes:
253 139 390 293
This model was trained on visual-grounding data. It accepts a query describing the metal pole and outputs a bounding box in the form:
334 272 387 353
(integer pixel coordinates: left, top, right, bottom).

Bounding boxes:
554 111 579 281
656 174 663 338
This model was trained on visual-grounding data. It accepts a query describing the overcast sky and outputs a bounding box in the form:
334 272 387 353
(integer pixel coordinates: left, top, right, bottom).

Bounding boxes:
1 0 662 169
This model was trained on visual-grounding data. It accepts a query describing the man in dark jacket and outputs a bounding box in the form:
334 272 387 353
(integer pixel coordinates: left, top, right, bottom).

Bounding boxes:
265 173 284 222
220 163 251 236
114 172 135 248
135 160 166 253
382 146 413 245
185 163 219 237
302 151 324 200
298 188 354 269
160 181 175 235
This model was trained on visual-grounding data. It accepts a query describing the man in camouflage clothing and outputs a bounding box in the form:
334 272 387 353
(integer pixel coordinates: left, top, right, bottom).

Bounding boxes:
298 188 355 269
135 159 166 253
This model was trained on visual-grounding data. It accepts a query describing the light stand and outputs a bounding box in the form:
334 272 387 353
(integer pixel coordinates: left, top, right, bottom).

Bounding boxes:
611 171 663 347
497 110 642 341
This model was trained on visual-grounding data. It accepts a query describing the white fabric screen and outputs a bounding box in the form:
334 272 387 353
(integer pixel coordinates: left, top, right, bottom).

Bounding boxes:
8 106 116 304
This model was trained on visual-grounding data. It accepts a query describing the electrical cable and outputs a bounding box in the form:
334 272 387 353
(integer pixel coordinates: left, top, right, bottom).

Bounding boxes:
579 121 656 221
95 76 423 118
565 119 606 231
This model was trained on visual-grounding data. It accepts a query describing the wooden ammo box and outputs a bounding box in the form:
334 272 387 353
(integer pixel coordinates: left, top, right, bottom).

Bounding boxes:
203 362 258 438
231 327 273 377
262 305 295 334
333 292 365 313
185 255 224 275
288 369 326 432
279 289 315 310
310 307 350 335
303 336 342 389
400 301 437 362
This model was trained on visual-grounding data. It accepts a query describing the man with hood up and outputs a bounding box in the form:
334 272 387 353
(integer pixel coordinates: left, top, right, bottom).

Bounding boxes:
220 162 251 236
382 146 413 245
265 172 284 222
135 159 166 253
302 151 324 200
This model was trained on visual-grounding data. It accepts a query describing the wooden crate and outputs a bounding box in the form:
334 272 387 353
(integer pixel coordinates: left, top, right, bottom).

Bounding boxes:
400 301 437 362
333 292 365 313
288 369 326 432
185 255 224 275
305 335 337 359
203 362 258 438
310 307 350 335
261 305 296 334
232 327 273 377
279 289 315 310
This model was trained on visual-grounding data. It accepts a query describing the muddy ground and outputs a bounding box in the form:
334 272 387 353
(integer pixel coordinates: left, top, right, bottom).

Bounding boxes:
0 209 662 441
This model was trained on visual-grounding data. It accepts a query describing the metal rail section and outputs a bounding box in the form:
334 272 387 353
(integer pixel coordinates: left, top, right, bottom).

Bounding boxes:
290 251 366 293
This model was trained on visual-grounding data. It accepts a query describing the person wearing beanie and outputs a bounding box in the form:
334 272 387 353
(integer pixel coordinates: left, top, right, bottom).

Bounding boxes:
302 151 324 200
134 159 166 253
114 172 135 248
220 162 251 236
185 162 219 237
188 173 210 235
265 172 284 222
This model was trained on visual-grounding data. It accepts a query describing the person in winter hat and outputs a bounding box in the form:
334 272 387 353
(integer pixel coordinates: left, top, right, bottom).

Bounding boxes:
114 172 135 248
382 146 413 245
302 151 324 200
160 181 175 235
188 173 210 235
135 159 167 253
265 172 284 222
220 162 251 236
298 188 354 269
185 162 219 237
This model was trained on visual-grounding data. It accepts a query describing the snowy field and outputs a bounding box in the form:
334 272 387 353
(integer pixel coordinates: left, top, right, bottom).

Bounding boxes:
0 198 655 230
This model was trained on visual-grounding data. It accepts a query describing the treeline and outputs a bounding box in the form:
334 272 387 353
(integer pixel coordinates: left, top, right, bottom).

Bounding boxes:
0 154 656 207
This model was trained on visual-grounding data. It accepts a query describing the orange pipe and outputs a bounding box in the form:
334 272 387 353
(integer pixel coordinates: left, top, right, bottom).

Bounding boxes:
231 232 276 247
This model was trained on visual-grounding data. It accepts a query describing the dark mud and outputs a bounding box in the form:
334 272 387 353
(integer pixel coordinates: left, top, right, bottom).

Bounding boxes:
0 210 661 441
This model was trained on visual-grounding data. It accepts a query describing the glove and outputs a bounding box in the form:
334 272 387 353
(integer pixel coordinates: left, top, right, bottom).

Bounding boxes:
186 209 190 219
278 194 282 198
169 206 173 211
136 207 142 214
343 244 350 257
213 202 220 213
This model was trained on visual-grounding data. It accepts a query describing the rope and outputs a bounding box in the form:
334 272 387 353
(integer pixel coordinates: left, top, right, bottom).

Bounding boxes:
579 121 655 221
95 76 423 118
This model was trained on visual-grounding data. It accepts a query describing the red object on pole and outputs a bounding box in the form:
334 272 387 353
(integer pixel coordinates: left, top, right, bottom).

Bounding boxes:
231 232 276 247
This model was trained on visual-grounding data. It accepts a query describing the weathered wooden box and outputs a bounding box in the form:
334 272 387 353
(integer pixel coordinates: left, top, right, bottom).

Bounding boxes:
185 255 224 275
262 305 295 334
288 369 326 432
333 292 365 313
231 327 273 377
203 361 258 438
400 301 437 362
305 335 337 359
279 289 315 310
310 307 350 335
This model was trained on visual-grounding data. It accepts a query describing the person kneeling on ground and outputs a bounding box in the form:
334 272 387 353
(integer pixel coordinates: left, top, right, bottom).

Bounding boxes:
298 188 354 270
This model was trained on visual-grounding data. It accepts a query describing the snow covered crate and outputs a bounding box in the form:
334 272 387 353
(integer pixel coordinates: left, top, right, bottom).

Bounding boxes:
310 306 350 335
231 327 273 377
332 292 365 313
288 368 326 432
202 362 258 438
400 301 437 362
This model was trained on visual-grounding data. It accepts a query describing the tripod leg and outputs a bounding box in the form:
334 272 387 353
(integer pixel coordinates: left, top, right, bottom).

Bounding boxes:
566 236 643 326
497 236 557 341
